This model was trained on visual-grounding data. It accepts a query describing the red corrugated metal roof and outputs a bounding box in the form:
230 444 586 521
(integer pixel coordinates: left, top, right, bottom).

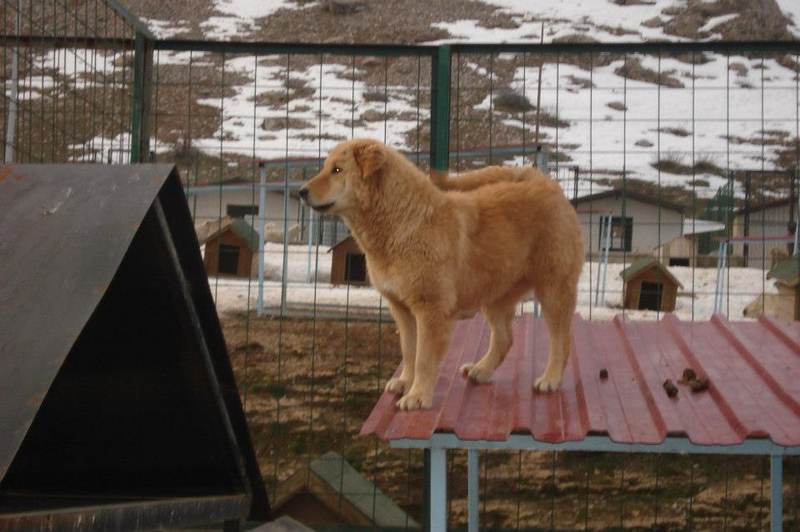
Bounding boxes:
360 314 800 446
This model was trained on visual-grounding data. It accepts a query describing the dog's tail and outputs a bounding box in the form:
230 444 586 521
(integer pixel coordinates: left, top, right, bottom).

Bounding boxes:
432 166 542 192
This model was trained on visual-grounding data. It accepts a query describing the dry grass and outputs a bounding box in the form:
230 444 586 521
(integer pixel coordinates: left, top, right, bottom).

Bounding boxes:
607 101 628 112
615 57 684 88
651 152 725 177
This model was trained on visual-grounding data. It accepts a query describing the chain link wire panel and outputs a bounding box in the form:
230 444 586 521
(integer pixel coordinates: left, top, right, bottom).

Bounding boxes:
0 0 140 164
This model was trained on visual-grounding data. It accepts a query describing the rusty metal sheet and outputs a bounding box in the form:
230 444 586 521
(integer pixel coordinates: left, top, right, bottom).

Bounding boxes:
0 494 247 531
0 164 269 523
0 164 174 478
361 314 800 446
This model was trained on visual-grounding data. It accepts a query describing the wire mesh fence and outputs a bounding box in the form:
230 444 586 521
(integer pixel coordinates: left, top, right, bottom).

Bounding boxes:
452 46 800 324
0 0 142 163
2 6 800 529
146 40 437 528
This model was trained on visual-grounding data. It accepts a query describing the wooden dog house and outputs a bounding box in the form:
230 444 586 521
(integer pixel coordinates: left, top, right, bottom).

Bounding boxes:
329 235 370 286
196 216 260 278
620 257 683 312
0 164 269 530
751 257 800 320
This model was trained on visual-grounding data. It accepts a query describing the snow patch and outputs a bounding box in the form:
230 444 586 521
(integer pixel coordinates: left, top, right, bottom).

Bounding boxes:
141 17 191 39
211 244 776 323
775 0 800 38
202 0 316 39
698 13 739 33
186 56 428 160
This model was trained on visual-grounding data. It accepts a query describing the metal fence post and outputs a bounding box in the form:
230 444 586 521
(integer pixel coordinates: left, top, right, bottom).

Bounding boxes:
467 449 479 532
770 455 782 532
130 31 154 163
3 0 21 163
257 162 267 317
423 48 450 531
429 448 447 532
430 45 451 183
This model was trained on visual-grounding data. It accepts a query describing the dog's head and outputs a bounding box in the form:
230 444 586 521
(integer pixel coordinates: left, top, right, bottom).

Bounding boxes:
299 139 386 215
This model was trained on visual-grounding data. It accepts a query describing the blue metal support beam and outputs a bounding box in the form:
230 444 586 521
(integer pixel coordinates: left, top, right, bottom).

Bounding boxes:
391 433 800 455
430 448 447 532
467 449 479 532
771 455 783 532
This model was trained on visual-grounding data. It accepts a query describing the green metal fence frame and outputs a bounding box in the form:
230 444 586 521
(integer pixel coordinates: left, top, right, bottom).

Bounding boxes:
4 7 800 168
125 37 800 168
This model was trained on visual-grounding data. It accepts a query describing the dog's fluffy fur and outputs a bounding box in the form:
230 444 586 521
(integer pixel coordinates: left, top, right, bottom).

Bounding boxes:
302 139 584 410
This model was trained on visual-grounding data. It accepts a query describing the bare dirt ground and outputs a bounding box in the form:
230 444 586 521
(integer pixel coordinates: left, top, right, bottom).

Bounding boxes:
221 311 800 530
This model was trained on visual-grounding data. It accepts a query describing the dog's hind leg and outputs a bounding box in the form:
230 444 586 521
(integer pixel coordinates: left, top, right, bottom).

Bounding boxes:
385 299 416 396
460 300 516 383
534 280 577 392
396 309 454 410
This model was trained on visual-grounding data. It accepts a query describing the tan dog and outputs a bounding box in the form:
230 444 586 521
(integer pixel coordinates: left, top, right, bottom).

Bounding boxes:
300 139 584 410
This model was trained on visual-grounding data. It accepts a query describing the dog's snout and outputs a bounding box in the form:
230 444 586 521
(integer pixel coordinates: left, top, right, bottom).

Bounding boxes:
299 187 309 201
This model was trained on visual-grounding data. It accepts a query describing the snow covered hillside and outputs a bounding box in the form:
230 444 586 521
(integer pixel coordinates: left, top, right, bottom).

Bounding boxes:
119 0 800 202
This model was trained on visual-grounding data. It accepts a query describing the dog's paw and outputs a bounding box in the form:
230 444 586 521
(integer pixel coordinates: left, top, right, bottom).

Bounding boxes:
460 362 493 383
533 372 562 392
396 390 432 410
385 377 410 395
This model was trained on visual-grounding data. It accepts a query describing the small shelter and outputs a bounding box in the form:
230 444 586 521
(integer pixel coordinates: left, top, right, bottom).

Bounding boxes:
620 257 683 312
196 216 260 278
733 195 798 269
767 258 800 320
746 258 800 320
0 164 269 529
654 218 727 268
184 179 303 233
329 235 370 286
273 451 417 529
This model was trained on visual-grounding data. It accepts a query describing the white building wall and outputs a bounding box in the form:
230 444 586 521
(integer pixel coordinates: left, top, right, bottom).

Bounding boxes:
576 196 683 257
187 189 302 228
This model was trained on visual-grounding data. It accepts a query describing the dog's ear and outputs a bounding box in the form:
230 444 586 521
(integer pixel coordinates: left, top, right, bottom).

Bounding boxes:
352 141 385 178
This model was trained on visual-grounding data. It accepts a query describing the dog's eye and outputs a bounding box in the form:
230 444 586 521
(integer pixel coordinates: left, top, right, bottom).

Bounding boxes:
332 166 342 174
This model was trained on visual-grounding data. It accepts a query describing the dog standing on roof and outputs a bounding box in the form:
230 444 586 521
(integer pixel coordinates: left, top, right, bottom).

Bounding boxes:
300 139 584 410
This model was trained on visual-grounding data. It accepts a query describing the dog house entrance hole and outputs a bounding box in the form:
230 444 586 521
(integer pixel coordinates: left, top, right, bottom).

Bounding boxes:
345 252 367 283
218 244 240 275
639 281 663 311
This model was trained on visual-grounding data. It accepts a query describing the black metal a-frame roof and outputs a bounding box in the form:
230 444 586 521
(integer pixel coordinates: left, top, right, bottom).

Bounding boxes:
0 164 269 529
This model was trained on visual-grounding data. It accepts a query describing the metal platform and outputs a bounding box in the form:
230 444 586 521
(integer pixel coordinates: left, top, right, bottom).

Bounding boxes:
0 164 269 530
361 313 800 531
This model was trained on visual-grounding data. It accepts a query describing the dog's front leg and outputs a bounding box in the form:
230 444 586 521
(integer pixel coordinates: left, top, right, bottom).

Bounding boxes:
385 300 416 396
396 310 454 410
